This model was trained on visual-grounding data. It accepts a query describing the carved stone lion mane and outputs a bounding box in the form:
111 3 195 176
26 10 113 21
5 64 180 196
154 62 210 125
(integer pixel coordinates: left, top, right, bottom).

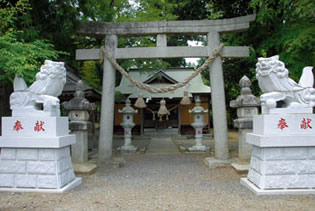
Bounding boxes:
256 55 315 113
10 60 66 117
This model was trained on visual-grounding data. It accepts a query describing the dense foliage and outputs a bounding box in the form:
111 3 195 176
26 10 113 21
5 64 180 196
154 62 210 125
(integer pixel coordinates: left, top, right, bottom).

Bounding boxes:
0 0 61 85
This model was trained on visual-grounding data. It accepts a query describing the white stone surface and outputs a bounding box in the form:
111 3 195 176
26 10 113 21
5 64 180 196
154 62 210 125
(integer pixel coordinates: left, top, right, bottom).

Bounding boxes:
247 133 315 147
0 112 79 192
255 56 315 114
0 160 26 173
268 107 313 114
246 146 315 190
2 117 69 137
231 162 250 172
15 175 37 188
188 145 207 152
253 114 314 135
37 175 58 188
17 149 38 160
0 177 82 193
38 149 56 161
1 148 16 160
241 178 315 195
0 146 77 190
0 135 75 148
0 174 14 187
10 60 66 117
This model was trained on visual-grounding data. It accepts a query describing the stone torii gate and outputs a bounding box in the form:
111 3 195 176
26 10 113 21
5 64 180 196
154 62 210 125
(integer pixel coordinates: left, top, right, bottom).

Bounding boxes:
76 14 256 162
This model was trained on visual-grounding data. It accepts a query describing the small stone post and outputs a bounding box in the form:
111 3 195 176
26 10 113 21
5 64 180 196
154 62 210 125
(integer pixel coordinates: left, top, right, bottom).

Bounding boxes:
188 96 208 152
118 99 138 152
230 76 259 172
63 81 96 163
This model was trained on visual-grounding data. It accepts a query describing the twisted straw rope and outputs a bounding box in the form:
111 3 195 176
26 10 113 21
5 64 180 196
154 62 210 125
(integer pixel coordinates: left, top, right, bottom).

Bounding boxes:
100 43 224 93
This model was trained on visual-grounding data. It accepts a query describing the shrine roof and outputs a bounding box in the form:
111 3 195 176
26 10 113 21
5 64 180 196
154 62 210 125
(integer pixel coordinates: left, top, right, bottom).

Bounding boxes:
115 68 210 99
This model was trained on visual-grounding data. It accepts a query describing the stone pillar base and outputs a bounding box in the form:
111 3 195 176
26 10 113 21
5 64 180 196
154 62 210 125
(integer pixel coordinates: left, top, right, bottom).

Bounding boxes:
231 161 250 173
72 162 97 175
188 145 208 152
204 157 237 168
120 145 138 153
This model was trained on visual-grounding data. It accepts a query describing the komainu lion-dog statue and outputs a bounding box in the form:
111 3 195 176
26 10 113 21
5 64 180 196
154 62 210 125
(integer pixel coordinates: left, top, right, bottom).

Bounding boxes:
256 55 315 113
10 60 66 117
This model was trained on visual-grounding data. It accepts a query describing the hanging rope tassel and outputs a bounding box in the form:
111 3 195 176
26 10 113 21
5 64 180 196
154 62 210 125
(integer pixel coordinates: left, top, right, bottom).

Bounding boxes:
158 99 169 116
134 93 147 108
180 91 192 105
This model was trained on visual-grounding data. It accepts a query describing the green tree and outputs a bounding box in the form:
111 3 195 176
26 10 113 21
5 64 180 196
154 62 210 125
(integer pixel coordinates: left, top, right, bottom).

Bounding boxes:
0 0 61 85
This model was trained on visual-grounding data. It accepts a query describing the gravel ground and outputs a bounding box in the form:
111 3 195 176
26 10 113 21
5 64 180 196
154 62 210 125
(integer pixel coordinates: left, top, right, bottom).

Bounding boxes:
1 153 314 210
0 133 314 210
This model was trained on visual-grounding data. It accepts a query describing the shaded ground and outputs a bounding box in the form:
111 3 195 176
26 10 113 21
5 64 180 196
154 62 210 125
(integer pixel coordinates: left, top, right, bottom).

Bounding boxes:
1 131 314 210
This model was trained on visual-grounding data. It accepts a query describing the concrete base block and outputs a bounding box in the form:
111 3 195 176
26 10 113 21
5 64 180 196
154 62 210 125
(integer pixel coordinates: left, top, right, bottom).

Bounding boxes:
120 145 138 153
204 157 237 168
231 162 250 173
241 178 315 195
0 177 82 193
73 163 97 175
188 145 208 152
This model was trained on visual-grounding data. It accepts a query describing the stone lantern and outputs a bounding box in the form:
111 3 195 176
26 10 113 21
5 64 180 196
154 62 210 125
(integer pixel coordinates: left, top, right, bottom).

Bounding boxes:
230 76 259 172
63 80 96 163
118 98 138 152
188 95 208 152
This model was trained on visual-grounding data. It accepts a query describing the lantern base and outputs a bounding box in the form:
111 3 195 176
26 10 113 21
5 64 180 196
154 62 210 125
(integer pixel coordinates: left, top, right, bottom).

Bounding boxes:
120 145 138 153
188 145 208 152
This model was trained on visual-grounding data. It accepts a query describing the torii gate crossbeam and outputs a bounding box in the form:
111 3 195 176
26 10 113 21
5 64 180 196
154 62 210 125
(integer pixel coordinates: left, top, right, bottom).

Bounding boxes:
76 14 256 161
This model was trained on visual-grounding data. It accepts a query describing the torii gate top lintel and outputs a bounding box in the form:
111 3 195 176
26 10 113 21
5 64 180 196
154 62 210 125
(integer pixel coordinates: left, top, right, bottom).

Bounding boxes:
78 14 256 37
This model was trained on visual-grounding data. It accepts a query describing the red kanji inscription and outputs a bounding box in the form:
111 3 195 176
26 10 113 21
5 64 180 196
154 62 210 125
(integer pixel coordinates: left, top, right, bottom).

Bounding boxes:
13 120 23 131
125 131 129 135
277 118 288 130
198 130 201 134
34 121 45 132
301 118 312 130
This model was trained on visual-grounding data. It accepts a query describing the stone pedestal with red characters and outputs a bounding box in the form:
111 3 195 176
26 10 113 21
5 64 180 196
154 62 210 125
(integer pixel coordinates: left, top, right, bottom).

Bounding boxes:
241 111 315 195
0 61 81 193
241 56 315 195
0 117 81 193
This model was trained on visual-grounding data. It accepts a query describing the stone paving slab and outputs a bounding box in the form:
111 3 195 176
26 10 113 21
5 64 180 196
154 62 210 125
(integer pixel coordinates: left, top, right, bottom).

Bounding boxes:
147 137 179 154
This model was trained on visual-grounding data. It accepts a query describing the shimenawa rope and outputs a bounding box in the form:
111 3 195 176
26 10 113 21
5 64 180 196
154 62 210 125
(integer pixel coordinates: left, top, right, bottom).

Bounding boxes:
100 43 224 94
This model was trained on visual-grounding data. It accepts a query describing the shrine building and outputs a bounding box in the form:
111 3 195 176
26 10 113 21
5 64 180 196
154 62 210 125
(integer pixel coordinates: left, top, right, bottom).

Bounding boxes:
114 68 211 135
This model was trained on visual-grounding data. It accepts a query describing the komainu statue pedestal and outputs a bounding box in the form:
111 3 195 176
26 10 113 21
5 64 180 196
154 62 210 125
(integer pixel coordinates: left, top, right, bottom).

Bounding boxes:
0 117 81 193
0 60 81 193
241 56 315 195
241 112 315 195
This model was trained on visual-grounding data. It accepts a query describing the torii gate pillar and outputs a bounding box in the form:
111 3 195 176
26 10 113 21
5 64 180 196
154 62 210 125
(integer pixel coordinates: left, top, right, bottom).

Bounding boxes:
208 32 229 159
99 35 117 161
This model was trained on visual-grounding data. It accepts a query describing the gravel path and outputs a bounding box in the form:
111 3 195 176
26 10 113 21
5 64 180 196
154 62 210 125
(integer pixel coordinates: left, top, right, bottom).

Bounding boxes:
0 153 314 210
